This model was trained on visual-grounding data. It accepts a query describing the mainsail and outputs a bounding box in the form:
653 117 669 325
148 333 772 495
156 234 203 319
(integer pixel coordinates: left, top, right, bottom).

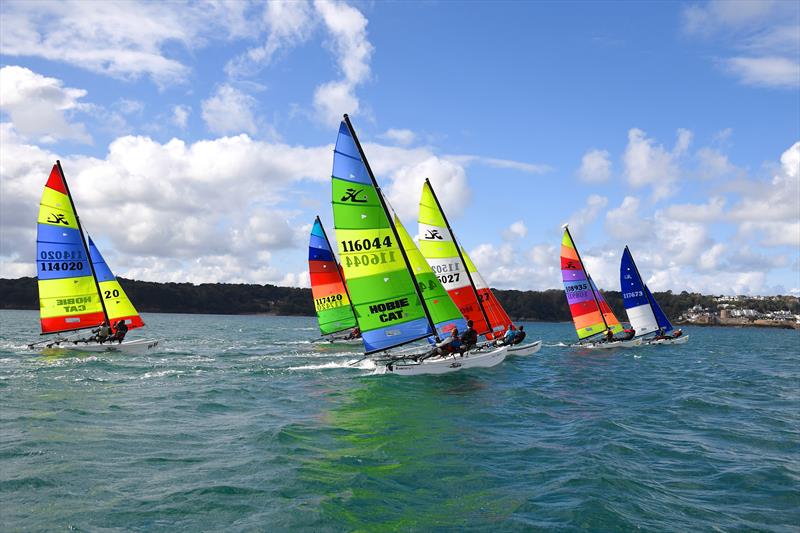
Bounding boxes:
560 226 623 339
37 163 105 333
308 217 358 335
331 116 438 354
394 213 466 338
418 179 512 339
36 162 144 335
621 246 673 335
88 236 144 330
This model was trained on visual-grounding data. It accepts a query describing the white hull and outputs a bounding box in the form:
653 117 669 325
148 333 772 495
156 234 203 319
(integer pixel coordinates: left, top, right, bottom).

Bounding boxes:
380 346 508 376
506 340 542 356
313 336 362 345
573 337 643 349
41 338 160 353
646 335 689 345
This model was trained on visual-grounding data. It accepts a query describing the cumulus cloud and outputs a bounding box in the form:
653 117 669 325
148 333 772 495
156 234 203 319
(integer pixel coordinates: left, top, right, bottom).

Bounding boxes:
172 105 190 128
622 128 690 200
0 65 91 143
503 220 528 241
565 194 608 237
577 149 611 182
696 147 737 179
201 85 258 136
0 0 255 87
605 196 654 241
380 128 416 146
682 0 800 89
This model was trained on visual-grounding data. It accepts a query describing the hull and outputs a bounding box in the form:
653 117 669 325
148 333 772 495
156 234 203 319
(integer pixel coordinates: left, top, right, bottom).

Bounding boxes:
41 338 160 353
573 337 643 349
646 335 689 345
506 340 542 356
381 346 508 376
314 335 362 345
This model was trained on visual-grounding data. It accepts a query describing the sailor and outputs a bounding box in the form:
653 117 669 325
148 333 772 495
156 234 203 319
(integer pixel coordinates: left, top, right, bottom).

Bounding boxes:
501 327 516 346
461 320 478 351
512 325 526 345
344 326 361 340
109 319 129 344
605 328 615 343
622 327 635 340
94 320 111 343
420 328 461 361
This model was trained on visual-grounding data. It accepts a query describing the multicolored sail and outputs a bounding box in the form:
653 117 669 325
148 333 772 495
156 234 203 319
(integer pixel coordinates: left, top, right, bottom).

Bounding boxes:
331 118 434 354
418 180 511 339
308 217 358 335
36 164 105 333
620 246 658 335
88 236 144 330
394 213 466 338
589 275 623 334
561 227 607 339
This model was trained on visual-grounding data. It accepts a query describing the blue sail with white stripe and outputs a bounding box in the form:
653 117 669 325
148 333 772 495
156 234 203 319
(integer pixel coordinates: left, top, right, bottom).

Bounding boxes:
620 246 658 336
646 285 673 333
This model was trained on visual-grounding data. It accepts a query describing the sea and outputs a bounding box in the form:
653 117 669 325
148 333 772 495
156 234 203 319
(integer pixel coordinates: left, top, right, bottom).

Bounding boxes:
1 309 798 532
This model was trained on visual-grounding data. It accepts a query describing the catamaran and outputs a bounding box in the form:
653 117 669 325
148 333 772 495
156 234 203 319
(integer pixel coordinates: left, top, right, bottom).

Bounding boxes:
331 115 508 375
561 224 641 349
308 216 361 344
418 179 541 356
620 246 688 345
29 161 158 353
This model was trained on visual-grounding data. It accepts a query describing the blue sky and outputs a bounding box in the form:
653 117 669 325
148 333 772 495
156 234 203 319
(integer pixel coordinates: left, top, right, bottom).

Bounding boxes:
1 0 798 295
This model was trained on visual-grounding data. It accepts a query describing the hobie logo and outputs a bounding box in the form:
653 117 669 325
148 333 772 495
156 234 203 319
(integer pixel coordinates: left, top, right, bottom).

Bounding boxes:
341 188 367 203
47 213 68 225
564 260 578 270
425 229 443 240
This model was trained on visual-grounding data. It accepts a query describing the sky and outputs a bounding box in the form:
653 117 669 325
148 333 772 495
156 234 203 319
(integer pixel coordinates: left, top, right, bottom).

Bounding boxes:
1 0 798 296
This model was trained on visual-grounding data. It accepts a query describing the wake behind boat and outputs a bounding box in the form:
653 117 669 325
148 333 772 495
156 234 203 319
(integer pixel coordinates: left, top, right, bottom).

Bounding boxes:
30 162 159 354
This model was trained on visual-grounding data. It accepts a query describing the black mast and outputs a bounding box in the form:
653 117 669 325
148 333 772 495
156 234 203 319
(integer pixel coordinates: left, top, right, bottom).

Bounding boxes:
315 215 357 325
423 178 493 336
342 114 441 343
56 160 110 326
564 224 609 335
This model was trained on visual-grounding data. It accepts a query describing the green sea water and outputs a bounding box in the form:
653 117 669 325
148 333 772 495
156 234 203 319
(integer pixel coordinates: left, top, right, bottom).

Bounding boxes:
1 310 798 531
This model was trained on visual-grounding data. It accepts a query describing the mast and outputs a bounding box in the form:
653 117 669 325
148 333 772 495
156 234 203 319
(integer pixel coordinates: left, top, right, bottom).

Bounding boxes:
424 178 493 334
342 114 441 342
316 215 357 318
56 160 110 326
564 224 609 333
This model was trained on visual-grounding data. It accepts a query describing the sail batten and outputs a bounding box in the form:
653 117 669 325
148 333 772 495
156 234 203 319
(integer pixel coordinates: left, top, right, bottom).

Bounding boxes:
309 217 358 335
331 117 436 353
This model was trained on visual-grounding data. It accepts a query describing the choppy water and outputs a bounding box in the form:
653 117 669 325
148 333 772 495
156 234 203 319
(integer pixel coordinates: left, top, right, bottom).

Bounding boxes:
1 310 798 531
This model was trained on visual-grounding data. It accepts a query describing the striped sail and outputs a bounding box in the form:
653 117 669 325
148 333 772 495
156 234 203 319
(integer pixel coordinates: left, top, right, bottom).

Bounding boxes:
88 236 144 330
36 164 105 333
418 180 511 339
461 247 513 338
560 228 606 339
589 275 623 334
331 120 434 354
394 214 466 338
646 285 673 333
620 246 658 335
308 217 357 335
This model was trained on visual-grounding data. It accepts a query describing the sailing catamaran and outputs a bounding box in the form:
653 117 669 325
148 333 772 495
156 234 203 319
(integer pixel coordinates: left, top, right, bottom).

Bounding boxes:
561 224 641 349
331 115 508 375
418 179 541 356
29 161 158 353
308 216 361 344
620 246 688 345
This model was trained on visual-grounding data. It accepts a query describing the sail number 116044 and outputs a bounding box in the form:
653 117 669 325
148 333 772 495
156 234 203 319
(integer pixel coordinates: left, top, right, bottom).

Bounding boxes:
341 236 392 252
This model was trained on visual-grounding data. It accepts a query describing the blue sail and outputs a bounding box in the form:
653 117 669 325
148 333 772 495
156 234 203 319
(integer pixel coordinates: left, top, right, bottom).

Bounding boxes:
620 247 658 335
645 285 673 333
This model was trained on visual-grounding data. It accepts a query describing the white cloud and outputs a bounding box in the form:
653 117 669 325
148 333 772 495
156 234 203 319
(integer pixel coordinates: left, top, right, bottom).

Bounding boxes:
605 196 653 241
577 149 611 182
380 128 416 146
0 1 255 87
312 0 373 125
446 154 552 174
201 85 258 136
622 128 689 200
383 155 470 222
683 1 800 89
696 147 736 179
503 220 528 241
663 196 726 223
565 194 608 237
172 105 190 128
0 65 91 143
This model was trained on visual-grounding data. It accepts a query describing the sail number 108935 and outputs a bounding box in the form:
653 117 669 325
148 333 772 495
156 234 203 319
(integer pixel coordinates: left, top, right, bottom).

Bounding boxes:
341 236 393 252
